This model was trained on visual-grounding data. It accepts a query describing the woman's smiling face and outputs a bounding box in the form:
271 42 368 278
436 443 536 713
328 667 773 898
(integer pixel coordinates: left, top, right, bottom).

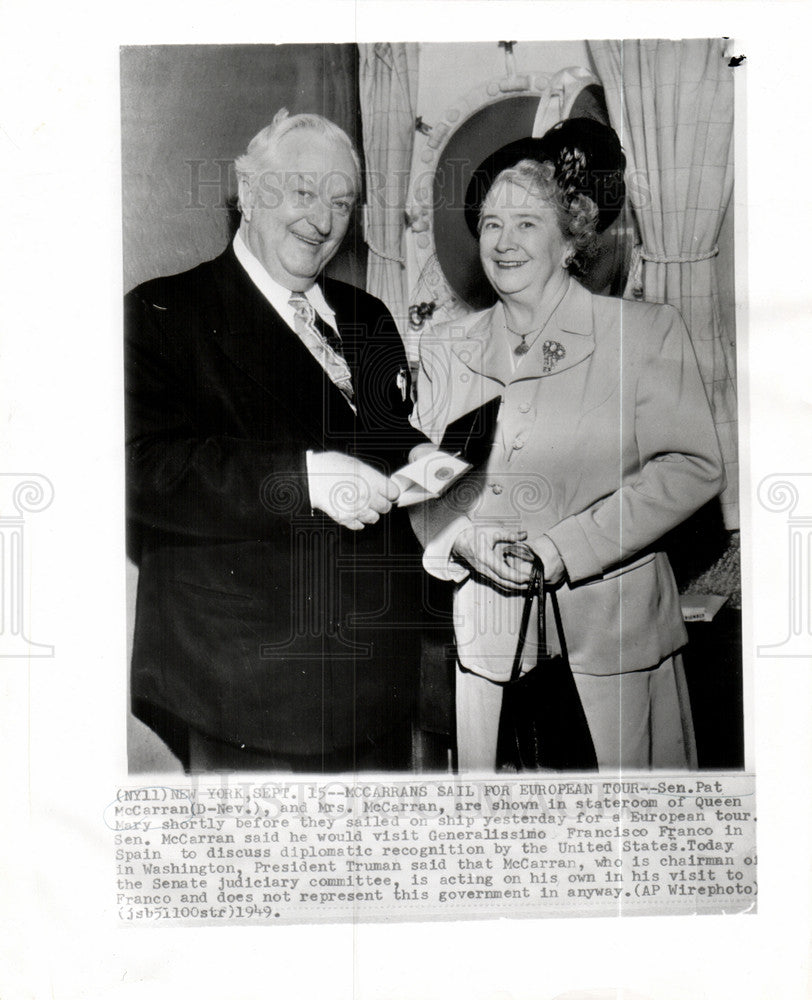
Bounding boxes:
478 178 570 301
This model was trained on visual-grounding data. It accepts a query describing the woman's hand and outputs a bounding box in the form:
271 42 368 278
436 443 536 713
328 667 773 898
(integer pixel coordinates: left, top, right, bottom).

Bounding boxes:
524 534 566 586
500 536 567 587
451 524 533 590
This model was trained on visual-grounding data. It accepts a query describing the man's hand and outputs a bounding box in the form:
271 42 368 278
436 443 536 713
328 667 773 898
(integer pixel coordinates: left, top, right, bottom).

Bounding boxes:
408 441 439 463
308 452 400 530
451 524 532 590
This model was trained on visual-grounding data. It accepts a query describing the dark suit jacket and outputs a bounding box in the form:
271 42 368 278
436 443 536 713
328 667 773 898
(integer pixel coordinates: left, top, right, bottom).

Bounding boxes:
125 245 424 757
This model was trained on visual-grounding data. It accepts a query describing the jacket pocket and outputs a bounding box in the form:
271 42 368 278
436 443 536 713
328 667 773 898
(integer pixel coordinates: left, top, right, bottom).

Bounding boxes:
559 551 683 674
585 550 657 584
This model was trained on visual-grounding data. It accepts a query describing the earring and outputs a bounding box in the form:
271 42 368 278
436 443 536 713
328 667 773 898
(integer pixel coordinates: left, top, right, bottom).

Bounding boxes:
562 253 574 269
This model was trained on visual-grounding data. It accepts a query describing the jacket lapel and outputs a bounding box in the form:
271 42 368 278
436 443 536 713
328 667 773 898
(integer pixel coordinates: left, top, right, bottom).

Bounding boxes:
510 278 595 383
447 282 595 458
448 280 596 390
208 247 356 440
450 308 513 387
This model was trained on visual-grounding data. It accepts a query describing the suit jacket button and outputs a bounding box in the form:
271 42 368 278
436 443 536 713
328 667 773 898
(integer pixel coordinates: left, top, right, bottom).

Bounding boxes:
518 402 531 413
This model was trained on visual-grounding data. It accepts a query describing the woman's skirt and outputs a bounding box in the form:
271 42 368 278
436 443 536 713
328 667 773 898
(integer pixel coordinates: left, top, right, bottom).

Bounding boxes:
456 652 697 772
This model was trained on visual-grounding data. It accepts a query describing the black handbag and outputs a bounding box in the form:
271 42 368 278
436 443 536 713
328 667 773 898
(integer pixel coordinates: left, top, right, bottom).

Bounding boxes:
496 558 598 772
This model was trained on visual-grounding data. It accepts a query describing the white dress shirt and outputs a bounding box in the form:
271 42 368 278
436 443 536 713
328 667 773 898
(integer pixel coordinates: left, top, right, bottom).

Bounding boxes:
231 232 351 506
232 230 340 335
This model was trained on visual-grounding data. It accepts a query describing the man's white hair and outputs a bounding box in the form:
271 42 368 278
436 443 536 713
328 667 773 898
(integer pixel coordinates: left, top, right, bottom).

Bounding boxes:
235 108 361 211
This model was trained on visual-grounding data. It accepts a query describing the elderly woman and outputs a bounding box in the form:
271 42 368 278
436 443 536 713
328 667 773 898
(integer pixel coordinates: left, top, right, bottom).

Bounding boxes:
410 118 724 772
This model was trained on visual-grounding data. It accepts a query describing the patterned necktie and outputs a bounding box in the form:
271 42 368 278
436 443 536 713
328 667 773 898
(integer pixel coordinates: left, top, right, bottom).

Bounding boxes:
288 292 355 406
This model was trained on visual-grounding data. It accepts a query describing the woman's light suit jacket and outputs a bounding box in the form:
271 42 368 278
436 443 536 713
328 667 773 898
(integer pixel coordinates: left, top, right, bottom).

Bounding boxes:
410 278 725 682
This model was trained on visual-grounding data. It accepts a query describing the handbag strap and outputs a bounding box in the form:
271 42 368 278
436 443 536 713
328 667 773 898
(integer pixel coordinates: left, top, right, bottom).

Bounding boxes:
548 584 570 665
508 557 543 684
508 560 540 684
507 556 570 684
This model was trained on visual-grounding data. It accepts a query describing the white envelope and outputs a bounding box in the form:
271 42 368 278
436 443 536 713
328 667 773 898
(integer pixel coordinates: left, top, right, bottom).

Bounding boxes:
391 450 471 507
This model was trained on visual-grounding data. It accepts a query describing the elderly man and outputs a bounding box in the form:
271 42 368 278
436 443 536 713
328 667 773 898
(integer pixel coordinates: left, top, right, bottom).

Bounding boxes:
126 110 423 772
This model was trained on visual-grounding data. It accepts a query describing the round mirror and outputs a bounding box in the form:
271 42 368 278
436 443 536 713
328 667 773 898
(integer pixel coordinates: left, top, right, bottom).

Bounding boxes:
408 69 637 325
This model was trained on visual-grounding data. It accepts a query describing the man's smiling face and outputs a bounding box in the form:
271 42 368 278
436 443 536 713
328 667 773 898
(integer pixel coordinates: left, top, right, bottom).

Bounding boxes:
240 129 358 291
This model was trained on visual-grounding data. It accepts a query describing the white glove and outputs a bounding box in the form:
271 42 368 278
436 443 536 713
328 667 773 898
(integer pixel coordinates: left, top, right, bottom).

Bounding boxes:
307 451 400 531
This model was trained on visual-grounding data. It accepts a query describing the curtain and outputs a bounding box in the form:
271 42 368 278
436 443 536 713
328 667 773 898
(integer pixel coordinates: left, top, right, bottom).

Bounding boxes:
358 42 419 335
588 39 738 528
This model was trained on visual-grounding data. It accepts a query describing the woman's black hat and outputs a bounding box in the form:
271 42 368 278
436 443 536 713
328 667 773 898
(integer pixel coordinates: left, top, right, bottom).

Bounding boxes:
463 117 627 238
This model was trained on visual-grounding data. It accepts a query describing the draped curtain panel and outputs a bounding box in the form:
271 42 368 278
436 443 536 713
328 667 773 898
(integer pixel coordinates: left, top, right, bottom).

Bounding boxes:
588 39 738 528
358 42 419 335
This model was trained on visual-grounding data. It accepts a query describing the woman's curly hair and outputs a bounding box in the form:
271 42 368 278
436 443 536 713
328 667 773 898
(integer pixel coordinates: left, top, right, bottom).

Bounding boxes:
483 157 601 274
